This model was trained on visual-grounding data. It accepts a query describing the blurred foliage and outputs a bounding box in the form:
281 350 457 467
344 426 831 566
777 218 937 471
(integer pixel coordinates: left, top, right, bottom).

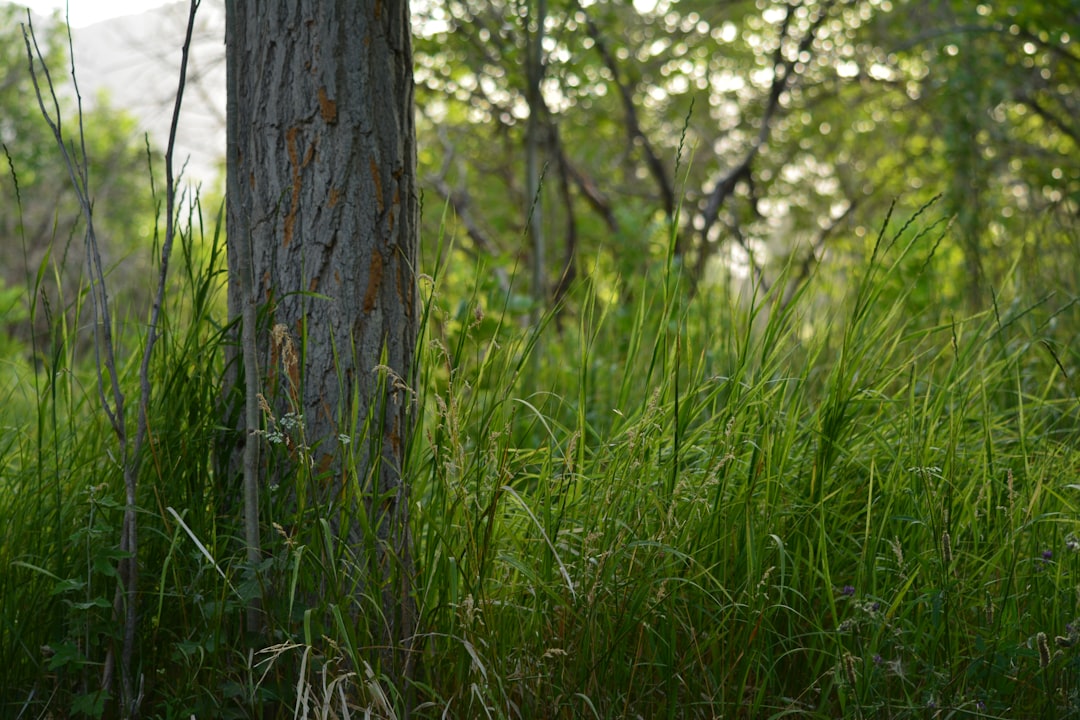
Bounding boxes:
414 0 1079 316
0 3 160 362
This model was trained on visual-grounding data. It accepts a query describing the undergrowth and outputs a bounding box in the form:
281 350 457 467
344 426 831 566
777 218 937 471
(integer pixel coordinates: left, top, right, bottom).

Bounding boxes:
1 192 1079 719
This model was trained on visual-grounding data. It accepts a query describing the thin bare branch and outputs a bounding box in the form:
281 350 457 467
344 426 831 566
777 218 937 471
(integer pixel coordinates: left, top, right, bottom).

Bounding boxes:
22 10 138 712
1019 93 1080 147
124 0 203 709
558 143 618 232
22 4 203 714
890 22 1080 65
136 0 199 457
698 1 836 256
425 123 512 294
581 8 675 221
551 127 579 312
21 15 126 442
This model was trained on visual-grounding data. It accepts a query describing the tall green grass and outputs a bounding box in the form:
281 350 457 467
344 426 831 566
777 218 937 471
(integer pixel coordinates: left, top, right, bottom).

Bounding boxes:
2 191 1078 718
407 200 1079 718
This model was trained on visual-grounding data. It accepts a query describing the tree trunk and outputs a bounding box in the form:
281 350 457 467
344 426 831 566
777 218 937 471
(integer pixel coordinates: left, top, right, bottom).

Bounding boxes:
225 0 418 681
525 0 547 315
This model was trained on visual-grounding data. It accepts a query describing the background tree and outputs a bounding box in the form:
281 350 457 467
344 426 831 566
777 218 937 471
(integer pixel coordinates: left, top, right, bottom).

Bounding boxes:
413 0 1078 316
224 0 419 681
891 0 1079 309
414 0 872 305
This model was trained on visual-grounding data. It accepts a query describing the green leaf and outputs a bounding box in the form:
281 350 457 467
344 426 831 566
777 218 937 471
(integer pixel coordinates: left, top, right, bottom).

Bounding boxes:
71 690 109 719
71 596 112 610
45 641 86 671
50 578 87 596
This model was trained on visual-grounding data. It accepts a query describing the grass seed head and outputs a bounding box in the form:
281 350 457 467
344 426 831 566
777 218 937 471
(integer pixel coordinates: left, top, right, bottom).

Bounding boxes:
1036 631 1051 668
842 652 858 686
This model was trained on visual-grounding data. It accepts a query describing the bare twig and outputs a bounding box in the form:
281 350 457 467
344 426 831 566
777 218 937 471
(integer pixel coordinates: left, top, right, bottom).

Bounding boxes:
701 2 834 238
22 14 126 441
21 2 202 715
557 141 618 232
890 22 1080 65
123 1 203 711
692 1 836 287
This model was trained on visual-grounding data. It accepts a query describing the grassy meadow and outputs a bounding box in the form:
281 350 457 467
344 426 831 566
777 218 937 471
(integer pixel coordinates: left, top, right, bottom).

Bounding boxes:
1 191 1079 719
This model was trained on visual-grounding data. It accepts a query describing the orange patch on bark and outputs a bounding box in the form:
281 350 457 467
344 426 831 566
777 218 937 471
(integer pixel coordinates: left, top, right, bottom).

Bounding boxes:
283 128 315 248
284 127 302 247
318 87 337 124
370 157 384 213
363 251 383 312
389 417 401 455
328 187 341 208
317 453 333 478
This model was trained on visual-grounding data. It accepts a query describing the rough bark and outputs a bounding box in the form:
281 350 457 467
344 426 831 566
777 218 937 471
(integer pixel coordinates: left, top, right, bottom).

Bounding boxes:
225 0 418 680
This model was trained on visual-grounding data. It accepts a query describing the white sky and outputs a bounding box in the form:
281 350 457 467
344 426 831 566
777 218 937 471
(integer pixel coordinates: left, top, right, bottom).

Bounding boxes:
22 0 660 28
20 0 176 28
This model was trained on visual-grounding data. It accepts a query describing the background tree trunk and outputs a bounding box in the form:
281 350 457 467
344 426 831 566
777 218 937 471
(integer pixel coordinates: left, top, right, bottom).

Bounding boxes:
525 0 547 314
225 0 418 679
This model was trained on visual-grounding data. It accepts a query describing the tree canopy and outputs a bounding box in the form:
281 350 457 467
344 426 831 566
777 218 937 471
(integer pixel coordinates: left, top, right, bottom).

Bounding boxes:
413 0 1078 312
